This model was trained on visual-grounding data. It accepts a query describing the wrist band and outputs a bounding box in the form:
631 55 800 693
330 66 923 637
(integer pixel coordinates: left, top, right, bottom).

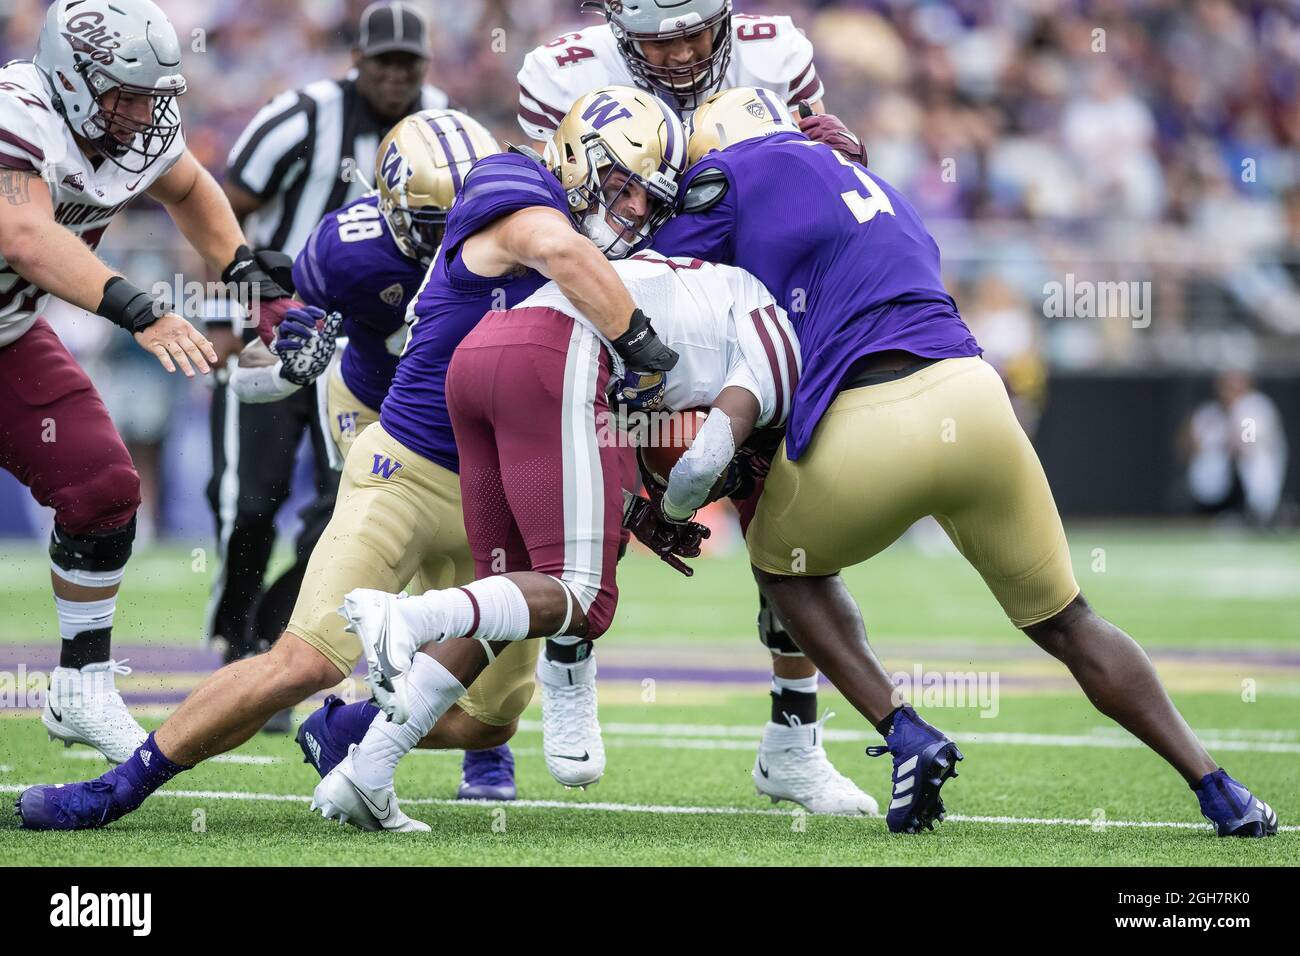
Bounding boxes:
96 276 161 334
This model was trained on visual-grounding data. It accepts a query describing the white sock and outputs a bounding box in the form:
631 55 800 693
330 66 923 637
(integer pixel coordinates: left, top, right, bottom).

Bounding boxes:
771 674 819 696
351 652 467 790
53 595 117 643
396 578 532 642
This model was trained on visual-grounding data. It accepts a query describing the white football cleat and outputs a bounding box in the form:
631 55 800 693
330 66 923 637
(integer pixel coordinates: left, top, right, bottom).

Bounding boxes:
42 660 147 765
310 744 430 833
536 652 605 789
753 714 880 816
338 588 424 724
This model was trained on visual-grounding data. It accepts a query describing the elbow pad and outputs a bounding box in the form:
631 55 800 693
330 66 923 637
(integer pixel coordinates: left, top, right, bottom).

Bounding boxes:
663 408 735 521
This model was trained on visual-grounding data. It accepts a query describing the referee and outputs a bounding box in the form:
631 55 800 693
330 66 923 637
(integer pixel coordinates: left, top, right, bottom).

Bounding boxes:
205 2 449 705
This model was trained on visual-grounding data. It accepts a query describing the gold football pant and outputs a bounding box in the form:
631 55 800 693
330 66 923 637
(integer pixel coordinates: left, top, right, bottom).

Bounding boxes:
287 422 537 725
748 357 1079 628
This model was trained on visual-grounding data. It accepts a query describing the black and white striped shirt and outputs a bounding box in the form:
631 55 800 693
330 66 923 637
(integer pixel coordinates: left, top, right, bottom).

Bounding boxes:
225 73 448 259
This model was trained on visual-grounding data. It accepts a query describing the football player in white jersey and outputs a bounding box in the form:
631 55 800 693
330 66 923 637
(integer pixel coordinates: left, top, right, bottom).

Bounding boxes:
515 0 872 814
338 251 879 817
0 0 304 764
518 0 865 164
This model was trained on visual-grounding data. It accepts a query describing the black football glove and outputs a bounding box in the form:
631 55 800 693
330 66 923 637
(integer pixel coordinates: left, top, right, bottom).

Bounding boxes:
613 310 678 372
623 490 710 577
222 244 303 346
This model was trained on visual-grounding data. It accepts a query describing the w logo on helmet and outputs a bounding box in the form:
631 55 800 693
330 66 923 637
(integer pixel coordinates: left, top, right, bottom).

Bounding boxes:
581 92 634 130
379 141 406 191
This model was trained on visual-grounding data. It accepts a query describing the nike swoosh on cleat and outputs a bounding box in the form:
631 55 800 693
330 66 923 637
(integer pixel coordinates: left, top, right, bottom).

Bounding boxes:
353 783 392 820
551 752 590 762
48 707 62 722
757 761 769 778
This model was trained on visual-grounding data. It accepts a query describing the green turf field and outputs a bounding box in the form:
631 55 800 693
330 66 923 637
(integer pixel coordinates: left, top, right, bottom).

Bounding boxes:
1 524 1297 865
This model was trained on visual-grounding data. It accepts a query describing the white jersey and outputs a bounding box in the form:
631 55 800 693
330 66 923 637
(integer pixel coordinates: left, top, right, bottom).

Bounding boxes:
0 60 185 347
517 14 823 142
516 252 801 428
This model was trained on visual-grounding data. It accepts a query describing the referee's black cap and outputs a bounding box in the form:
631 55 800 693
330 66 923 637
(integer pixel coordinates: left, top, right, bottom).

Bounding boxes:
357 1 429 59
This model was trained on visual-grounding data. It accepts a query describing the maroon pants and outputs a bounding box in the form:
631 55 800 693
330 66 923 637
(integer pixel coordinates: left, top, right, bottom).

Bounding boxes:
0 318 140 535
448 307 629 640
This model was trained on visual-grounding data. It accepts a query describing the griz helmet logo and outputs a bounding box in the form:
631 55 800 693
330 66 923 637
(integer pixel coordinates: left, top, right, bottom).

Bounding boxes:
62 11 124 66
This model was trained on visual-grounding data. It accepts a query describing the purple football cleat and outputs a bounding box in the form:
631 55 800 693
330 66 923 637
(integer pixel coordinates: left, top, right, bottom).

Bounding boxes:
867 705 962 833
457 744 517 801
1195 768 1278 837
296 694 381 779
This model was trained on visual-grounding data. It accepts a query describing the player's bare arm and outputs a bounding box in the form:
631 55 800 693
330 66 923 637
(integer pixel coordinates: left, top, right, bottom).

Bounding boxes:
0 169 214 376
662 385 760 520
147 149 246 273
464 205 640 340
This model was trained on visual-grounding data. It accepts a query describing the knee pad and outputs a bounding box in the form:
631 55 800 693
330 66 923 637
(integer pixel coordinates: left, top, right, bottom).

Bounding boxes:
757 594 804 657
50 516 136 587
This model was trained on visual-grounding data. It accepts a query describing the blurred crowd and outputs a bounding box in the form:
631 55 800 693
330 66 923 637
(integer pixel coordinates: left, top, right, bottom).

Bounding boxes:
3 0 1298 369
0 0 1297 534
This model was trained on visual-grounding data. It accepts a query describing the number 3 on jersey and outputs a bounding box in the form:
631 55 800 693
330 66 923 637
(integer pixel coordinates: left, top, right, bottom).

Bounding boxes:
832 150 894 224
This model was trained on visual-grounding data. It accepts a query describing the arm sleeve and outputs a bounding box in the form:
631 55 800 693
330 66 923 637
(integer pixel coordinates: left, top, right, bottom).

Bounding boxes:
228 357 302 404
225 90 311 200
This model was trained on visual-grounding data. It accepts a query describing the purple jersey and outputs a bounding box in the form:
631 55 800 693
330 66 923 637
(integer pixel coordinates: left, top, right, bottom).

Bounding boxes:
293 193 423 412
649 131 981 460
379 152 570 472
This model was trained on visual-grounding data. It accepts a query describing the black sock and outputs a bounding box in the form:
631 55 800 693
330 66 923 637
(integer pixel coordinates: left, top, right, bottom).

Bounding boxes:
545 638 592 664
875 706 904 738
771 685 818 726
60 627 112 669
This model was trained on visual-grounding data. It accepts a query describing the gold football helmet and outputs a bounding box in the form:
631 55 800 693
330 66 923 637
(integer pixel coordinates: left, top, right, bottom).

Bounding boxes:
375 109 500 264
686 86 798 167
544 85 687 258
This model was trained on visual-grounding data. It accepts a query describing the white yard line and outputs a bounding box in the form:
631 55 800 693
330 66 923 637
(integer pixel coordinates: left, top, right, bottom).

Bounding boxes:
514 720 1300 755
0 783 1293 833
60 750 279 765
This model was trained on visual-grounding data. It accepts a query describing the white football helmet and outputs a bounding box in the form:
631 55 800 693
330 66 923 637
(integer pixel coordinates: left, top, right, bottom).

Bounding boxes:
33 0 186 174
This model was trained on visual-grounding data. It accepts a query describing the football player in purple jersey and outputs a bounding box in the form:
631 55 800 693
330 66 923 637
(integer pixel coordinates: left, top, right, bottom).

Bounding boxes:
16 86 694 833
646 88 1277 838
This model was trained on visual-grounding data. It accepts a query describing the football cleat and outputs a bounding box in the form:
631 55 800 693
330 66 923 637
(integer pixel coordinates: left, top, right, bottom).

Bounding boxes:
338 588 427 724
1194 768 1279 837
42 660 147 765
536 652 605 789
754 714 879 816
310 744 430 833
866 705 963 834
457 744 518 801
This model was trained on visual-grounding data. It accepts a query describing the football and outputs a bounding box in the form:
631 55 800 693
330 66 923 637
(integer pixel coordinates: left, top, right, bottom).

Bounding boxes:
637 408 709 487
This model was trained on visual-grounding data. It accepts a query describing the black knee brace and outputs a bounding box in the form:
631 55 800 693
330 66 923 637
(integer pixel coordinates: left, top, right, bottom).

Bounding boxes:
50 516 136 574
756 592 804 657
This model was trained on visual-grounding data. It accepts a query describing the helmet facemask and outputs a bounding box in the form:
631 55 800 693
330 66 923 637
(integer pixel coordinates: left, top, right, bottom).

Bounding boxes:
571 138 676 259
82 68 184 174
611 7 732 111
384 199 448 267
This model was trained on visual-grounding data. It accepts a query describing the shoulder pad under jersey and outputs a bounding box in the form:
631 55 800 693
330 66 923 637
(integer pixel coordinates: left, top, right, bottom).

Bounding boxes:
682 166 730 214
